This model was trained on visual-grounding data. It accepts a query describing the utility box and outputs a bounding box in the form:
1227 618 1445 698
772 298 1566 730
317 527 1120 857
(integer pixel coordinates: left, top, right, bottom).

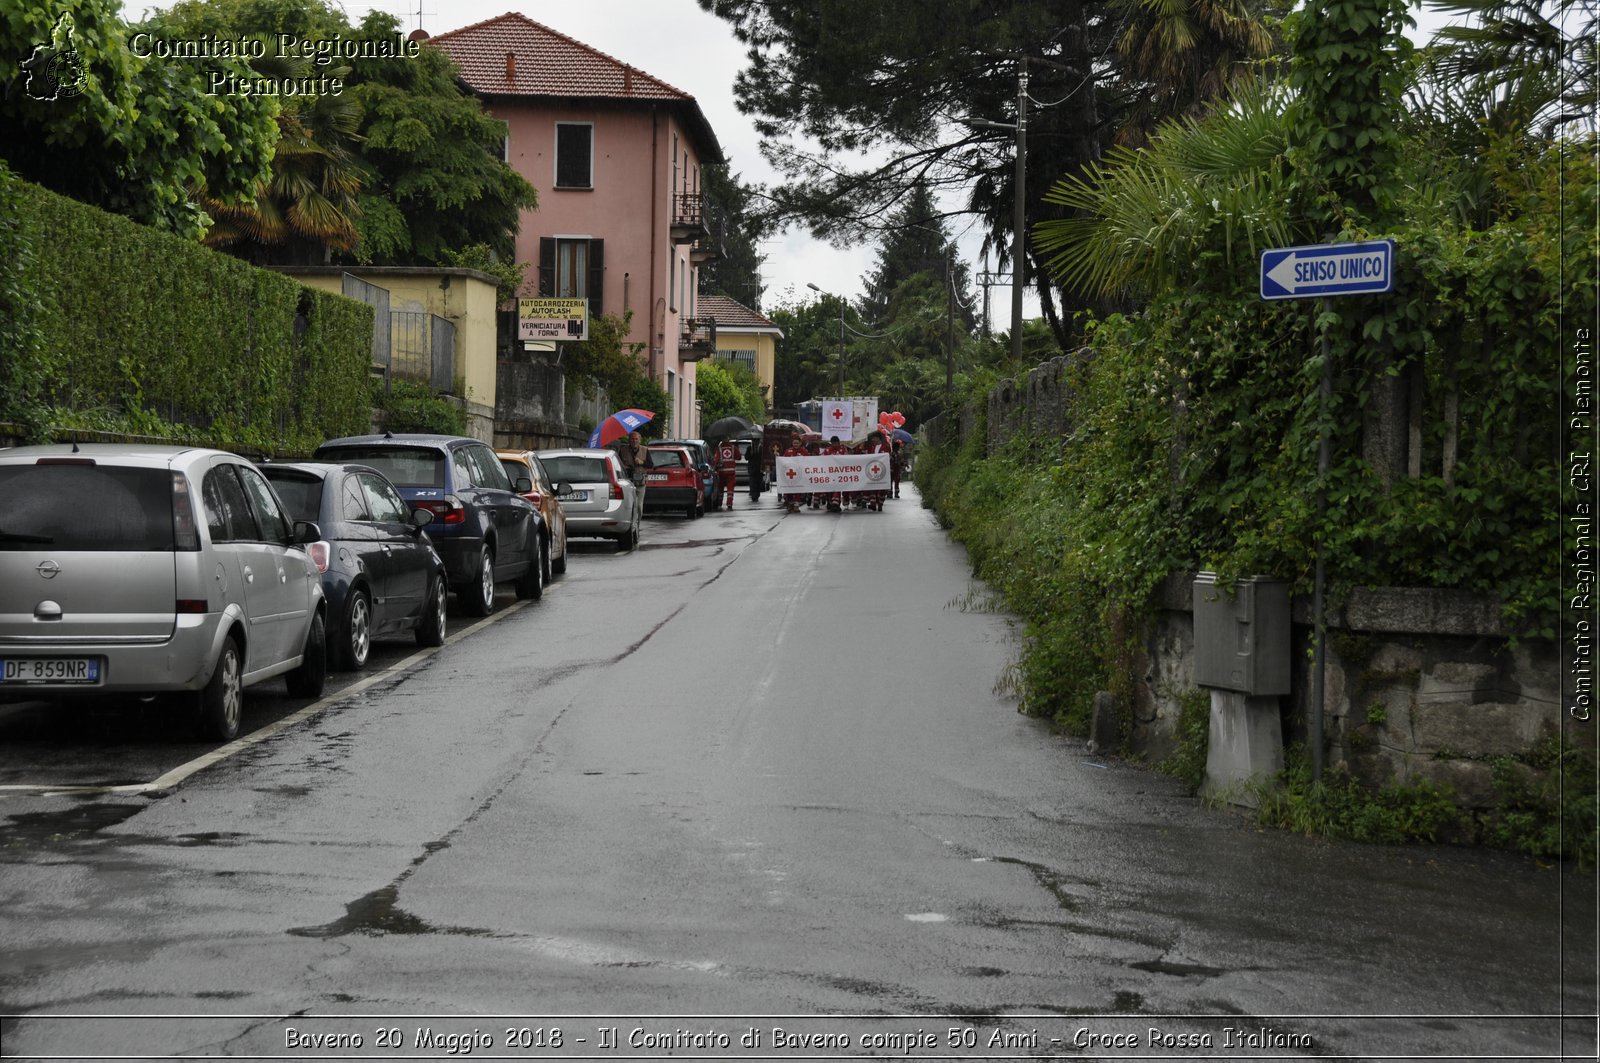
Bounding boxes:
1192 574 1291 696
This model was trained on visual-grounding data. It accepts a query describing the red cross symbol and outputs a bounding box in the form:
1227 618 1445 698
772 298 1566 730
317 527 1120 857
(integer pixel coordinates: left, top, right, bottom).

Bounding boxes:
869 463 883 476
785 467 798 480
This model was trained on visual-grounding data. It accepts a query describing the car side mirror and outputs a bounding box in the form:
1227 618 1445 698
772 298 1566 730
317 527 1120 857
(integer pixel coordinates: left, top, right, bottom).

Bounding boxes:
556 482 572 496
513 475 533 494
410 508 434 529
292 520 322 545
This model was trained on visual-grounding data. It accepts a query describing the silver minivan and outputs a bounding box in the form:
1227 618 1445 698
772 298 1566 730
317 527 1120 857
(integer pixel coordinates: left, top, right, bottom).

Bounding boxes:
0 445 328 740
533 448 643 552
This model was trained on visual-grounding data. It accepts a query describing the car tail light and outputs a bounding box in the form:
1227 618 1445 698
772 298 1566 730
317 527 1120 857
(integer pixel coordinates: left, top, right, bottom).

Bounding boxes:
607 462 624 501
415 495 468 525
176 599 209 614
170 471 200 551
306 541 331 573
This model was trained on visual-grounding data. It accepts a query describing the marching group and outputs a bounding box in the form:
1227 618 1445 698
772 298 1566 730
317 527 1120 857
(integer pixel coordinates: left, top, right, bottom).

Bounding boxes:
613 427 911 517
773 429 906 514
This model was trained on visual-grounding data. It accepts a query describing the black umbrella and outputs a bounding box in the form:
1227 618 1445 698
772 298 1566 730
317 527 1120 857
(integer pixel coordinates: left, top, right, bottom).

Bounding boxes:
705 415 755 438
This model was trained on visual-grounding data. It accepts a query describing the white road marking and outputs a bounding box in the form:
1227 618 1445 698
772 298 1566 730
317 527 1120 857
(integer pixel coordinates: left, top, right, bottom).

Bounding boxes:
0 598 536 798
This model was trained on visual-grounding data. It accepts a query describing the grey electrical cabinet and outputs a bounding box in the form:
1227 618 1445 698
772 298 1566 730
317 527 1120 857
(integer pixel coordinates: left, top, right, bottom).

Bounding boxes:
1192 573 1291 696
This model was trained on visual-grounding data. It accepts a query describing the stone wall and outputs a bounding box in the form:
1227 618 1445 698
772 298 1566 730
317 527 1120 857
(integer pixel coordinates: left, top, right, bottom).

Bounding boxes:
493 352 611 450
1132 573 1569 813
987 354 1075 452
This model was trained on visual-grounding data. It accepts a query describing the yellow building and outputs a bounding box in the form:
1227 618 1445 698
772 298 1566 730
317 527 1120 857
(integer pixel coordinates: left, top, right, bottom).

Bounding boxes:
696 293 783 418
278 266 501 441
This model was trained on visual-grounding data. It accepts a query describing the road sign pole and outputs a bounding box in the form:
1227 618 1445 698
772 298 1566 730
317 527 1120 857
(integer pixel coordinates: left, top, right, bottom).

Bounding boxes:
1313 299 1330 786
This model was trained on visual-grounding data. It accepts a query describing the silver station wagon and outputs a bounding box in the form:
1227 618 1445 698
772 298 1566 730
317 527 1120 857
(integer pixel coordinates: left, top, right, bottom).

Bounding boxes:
0 445 328 740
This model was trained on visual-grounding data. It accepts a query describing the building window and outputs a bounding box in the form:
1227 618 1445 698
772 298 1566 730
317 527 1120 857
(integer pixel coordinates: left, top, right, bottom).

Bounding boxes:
539 237 605 318
496 119 510 163
718 349 757 374
555 123 593 188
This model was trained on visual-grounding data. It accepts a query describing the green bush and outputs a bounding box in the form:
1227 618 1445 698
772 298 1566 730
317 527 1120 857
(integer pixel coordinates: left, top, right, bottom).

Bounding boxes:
1476 737 1599 868
2 174 372 452
371 378 466 435
1254 747 1462 844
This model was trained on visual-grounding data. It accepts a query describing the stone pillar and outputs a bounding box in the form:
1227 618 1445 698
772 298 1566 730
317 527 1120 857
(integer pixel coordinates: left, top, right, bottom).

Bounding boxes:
1201 690 1284 807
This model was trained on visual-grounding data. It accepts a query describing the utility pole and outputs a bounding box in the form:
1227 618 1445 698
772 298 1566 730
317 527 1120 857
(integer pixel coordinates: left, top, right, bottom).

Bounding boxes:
946 245 955 399
1011 58 1027 365
967 60 1028 363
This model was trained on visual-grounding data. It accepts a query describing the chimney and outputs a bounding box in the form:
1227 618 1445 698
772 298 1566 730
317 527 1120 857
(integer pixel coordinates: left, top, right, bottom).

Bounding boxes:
506 51 516 84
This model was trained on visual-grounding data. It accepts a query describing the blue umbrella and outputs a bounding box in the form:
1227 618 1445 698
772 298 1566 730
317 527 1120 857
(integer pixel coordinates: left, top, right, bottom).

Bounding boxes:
891 427 914 444
588 408 655 447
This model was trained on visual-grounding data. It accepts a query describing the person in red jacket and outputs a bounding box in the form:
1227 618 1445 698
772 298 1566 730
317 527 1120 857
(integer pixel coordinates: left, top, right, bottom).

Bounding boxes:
823 435 850 513
715 437 740 509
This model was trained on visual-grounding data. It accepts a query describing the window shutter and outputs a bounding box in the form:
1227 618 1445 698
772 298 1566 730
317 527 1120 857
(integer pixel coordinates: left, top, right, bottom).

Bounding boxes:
539 238 554 297
587 239 604 319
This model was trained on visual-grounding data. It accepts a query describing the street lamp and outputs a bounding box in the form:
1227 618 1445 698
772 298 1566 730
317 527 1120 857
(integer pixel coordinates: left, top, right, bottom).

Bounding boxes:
806 282 846 399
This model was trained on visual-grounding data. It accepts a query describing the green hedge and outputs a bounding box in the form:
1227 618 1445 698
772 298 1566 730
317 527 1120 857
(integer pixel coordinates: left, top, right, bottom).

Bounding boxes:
0 165 372 451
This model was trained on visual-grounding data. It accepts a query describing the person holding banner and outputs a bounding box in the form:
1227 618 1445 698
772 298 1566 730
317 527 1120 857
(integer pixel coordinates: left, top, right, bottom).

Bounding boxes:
823 435 849 513
862 430 891 512
780 439 808 513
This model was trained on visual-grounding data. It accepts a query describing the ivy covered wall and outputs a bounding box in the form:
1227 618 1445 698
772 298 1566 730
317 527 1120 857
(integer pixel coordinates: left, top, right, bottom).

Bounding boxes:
0 165 372 452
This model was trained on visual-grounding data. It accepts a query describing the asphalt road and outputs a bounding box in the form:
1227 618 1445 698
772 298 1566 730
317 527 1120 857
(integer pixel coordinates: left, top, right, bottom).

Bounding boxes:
0 486 1594 1061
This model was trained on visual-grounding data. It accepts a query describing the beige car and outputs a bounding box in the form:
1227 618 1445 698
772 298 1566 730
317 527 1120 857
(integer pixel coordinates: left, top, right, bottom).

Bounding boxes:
496 449 569 582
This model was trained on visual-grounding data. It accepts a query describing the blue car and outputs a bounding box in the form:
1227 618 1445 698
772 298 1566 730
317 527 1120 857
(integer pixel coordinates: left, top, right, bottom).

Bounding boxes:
313 434 545 617
259 462 449 670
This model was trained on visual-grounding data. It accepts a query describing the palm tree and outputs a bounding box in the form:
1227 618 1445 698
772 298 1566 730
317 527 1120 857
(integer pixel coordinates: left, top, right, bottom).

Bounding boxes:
202 56 365 265
1423 0 1597 139
1034 76 1300 303
1107 0 1285 145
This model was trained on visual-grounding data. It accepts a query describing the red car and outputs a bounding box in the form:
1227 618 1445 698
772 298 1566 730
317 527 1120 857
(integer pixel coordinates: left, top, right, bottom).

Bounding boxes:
643 445 704 519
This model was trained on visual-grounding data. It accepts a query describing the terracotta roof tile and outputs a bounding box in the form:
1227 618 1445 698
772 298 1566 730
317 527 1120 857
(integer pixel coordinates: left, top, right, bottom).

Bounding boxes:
699 294 783 334
428 11 692 101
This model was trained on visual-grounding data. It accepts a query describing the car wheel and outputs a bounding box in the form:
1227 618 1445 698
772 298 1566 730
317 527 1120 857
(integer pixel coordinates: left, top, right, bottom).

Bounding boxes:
540 534 553 585
551 539 567 576
464 545 495 617
337 588 372 671
285 612 327 698
686 498 698 520
630 523 641 551
194 636 243 741
515 535 544 600
416 572 447 647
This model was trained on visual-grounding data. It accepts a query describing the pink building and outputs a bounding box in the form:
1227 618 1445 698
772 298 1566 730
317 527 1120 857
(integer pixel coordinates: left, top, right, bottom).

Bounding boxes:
428 12 723 439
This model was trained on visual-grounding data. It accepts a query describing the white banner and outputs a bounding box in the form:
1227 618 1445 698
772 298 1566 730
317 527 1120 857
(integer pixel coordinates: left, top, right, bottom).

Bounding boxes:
819 400 853 440
774 454 892 494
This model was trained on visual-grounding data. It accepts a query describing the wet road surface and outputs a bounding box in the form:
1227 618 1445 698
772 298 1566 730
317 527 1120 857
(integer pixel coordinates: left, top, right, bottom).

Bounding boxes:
0 487 1594 1060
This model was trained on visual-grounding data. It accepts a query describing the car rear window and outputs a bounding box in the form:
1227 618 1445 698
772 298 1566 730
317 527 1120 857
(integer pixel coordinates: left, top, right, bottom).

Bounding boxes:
646 450 685 468
0 464 174 551
259 470 323 523
539 455 609 484
314 447 445 488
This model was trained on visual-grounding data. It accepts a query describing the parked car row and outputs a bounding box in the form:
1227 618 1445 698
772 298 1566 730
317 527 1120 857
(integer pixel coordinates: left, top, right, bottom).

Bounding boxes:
0 434 658 744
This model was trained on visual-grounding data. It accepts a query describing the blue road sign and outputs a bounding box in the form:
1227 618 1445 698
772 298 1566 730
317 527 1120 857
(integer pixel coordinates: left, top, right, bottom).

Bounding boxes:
1260 239 1395 300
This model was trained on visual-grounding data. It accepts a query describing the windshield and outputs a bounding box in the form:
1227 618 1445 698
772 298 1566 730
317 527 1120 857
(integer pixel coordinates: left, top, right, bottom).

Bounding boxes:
259 470 323 523
0 464 175 551
539 455 609 484
314 446 445 489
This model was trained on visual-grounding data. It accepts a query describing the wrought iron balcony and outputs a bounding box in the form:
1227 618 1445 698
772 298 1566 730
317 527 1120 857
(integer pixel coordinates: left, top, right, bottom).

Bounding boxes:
670 192 710 245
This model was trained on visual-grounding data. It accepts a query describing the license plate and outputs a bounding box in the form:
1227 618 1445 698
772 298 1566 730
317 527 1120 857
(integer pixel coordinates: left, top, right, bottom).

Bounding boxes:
0 657 101 684
558 490 589 502
646 473 668 482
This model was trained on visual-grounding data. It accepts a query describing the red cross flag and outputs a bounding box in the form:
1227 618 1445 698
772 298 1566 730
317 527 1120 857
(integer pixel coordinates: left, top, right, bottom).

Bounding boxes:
823 402 851 435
